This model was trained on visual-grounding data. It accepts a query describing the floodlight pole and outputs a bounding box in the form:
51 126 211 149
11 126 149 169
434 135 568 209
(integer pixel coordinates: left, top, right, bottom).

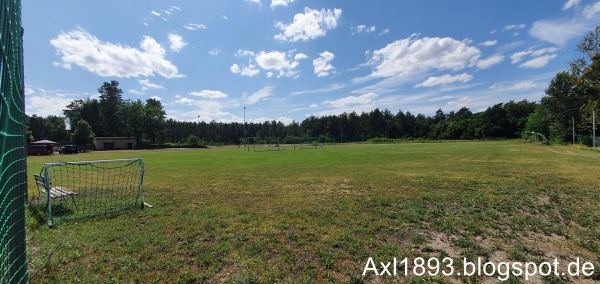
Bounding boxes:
197 115 201 139
340 115 343 144
593 110 596 148
572 117 575 144
244 107 248 151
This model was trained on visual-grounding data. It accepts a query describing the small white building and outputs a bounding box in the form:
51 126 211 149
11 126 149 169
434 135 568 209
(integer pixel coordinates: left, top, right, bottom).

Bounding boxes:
94 137 136 150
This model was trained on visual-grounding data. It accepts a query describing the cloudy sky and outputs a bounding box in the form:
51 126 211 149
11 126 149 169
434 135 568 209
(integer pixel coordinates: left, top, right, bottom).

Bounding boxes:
22 0 600 124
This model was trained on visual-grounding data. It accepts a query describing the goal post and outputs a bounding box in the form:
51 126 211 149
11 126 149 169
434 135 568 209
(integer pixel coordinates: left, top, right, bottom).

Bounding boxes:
292 136 327 149
247 137 285 151
30 158 145 226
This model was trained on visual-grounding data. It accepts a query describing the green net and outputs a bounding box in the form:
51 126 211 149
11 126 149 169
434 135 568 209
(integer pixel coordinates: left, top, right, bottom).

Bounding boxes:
0 0 29 282
29 159 145 226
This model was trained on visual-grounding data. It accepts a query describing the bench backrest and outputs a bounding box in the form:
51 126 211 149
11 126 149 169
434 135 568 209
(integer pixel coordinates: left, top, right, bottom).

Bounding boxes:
34 174 49 187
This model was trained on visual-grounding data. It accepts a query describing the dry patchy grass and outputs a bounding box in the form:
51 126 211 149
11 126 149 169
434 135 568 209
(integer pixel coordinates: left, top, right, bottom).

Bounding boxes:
25 141 600 283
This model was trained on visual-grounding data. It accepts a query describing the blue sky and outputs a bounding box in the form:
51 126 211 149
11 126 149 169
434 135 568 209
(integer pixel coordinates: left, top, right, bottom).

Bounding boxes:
22 0 600 124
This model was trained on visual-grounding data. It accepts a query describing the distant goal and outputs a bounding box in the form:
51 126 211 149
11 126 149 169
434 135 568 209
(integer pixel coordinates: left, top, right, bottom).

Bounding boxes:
247 137 285 151
292 137 334 149
29 158 145 226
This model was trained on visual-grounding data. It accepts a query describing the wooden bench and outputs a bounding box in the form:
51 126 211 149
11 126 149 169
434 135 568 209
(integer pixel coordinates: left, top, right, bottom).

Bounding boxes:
34 174 78 209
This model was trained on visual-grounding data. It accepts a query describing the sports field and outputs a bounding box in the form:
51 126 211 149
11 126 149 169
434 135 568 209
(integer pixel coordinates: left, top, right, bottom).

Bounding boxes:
25 141 599 283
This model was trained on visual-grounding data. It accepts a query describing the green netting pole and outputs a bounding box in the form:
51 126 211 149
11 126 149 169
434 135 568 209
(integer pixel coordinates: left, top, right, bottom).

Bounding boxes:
0 0 28 282
139 159 145 209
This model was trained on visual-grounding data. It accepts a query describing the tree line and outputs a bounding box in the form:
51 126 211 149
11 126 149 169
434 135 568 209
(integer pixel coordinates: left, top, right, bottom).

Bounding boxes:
26 27 600 147
162 101 536 146
527 26 600 144
27 93 537 146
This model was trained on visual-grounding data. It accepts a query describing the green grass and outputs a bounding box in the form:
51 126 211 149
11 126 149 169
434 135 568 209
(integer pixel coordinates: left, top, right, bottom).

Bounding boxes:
25 141 600 283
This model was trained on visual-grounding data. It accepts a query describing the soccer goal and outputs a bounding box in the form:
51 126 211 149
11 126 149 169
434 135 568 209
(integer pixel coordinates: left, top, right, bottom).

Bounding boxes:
30 158 145 226
293 137 326 149
247 137 285 151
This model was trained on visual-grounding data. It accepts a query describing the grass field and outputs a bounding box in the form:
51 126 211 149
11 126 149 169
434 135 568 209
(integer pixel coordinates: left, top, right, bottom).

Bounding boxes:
25 141 600 283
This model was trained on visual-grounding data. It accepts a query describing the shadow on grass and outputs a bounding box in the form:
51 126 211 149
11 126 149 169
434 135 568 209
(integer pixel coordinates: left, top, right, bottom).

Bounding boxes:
27 201 78 227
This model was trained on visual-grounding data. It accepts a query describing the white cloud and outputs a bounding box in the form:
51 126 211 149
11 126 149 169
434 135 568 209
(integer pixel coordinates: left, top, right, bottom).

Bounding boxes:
563 0 581 10
477 55 504 69
244 86 274 104
378 29 390 36
367 34 481 79
150 96 162 101
510 47 558 68
356 25 376 34
271 0 295 9
168 34 187 53
50 28 183 78
530 1 599 46
415 73 473 88
232 49 306 78
172 104 224 122
510 51 530 64
255 51 293 70
174 97 194 105
323 93 377 109
236 50 256 57
230 64 260 77
255 50 306 77
294 53 308 61
531 47 559 56
278 117 294 125
150 6 181 20
129 89 145 95
446 96 478 109
184 23 207 30
25 88 79 117
511 81 537 89
139 79 164 91
503 24 526 31
310 103 318 108
583 1 600 18
530 19 588 46
52 61 72 69
166 99 239 123
289 83 346 95
313 51 335 77
190 90 228 99
480 40 497 46
274 7 342 42
511 48 558 63
25 87 34 96
247 0 261 6
518 54 557 68
209 49 220 56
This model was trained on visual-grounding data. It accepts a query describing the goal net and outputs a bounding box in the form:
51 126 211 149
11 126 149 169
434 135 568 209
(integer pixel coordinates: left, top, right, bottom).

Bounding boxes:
292 136 330 149
247 137 285 151
29 158 145 226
